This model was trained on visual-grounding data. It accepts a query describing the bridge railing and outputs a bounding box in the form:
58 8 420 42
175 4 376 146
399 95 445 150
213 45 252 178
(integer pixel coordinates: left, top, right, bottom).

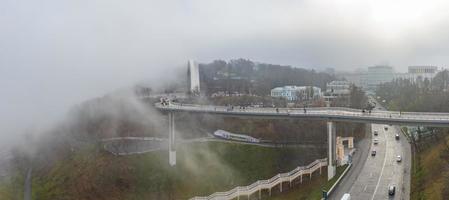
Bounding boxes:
156 103 449 121
189 158 327 200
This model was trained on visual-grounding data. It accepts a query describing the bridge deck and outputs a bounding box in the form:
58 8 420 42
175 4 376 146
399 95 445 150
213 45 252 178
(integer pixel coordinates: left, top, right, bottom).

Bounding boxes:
155 103 449 127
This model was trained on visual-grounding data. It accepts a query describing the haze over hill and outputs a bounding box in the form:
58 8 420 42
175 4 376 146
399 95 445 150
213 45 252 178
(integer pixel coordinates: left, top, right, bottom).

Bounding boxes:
2 0 449 147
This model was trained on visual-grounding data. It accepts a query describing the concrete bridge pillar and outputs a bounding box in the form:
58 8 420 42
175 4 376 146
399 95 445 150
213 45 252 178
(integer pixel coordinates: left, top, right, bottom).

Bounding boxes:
327 121 336 180
168 112 176 166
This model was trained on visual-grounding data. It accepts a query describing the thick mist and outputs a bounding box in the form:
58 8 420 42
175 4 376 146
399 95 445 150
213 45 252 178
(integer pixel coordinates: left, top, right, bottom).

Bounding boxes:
2 0 449 149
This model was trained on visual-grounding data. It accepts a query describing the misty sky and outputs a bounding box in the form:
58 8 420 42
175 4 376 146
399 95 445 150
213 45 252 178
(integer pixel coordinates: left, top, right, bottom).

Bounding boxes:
2 0 449 144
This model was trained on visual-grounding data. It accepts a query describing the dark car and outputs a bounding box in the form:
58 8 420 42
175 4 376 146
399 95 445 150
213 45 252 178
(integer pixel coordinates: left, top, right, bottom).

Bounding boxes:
371 150 376 156
388 185 396 196
395 134 400 140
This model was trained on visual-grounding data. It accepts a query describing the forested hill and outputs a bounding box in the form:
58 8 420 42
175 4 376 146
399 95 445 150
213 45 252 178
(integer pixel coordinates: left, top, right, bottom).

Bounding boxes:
198 59 335 96
376 70 449 112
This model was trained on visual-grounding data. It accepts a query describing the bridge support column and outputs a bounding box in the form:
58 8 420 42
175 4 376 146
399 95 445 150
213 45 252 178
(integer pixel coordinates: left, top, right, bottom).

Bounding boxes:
319 161 322 175
168 112 176 166
327 121 336 180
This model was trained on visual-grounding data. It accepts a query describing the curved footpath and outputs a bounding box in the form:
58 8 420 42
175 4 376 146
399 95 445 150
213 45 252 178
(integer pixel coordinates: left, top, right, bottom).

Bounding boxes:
101 136 321 155
24 167 32 200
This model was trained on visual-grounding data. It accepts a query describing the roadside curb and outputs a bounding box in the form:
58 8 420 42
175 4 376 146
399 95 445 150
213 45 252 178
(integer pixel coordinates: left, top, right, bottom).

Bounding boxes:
399 127 412 143
321 163 352 199
327 163 352 195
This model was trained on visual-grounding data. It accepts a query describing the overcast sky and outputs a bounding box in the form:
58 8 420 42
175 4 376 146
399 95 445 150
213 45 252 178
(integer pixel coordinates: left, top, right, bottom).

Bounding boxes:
1 0 449 144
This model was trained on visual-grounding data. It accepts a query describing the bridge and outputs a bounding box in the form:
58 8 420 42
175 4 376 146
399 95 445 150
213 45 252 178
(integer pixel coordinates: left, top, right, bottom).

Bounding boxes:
155 102 449 180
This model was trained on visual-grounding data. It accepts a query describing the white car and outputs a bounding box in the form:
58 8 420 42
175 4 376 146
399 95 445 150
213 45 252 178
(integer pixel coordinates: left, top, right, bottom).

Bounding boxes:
373 139 379 145
396 155 402 162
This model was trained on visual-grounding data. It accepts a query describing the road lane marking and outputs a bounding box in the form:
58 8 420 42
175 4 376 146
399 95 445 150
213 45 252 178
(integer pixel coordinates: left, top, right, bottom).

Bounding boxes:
371 125 388 200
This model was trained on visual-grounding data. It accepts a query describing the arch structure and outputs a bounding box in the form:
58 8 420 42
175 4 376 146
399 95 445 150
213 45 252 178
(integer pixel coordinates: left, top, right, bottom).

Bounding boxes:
336 137 354 165
187 59 201 95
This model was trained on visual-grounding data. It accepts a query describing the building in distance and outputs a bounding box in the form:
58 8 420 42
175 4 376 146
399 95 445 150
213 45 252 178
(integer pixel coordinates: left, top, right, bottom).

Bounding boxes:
323 80 351 104
395 66 439 83
362 65 395 91
271 86 322 101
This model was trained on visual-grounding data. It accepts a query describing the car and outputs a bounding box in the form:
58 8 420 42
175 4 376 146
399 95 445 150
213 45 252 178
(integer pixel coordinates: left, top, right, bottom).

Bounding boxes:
374 130 378 136
396 155 402 162
373 139 379 145
371 150 376 156
341 193 351 200
395 134 400 140
388 185 396 196
384 126 388 131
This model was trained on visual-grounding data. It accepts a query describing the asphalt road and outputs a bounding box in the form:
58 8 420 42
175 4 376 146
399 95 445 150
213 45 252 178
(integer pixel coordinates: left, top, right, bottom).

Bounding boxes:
331 123 411 200
329 124 371 200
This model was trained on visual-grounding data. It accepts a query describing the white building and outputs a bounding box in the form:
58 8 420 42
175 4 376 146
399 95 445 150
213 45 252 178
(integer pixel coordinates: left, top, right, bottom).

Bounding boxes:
398 66 439 82
326 81 351 97
362 65 395 91
323 80 351 104
271 86 322 101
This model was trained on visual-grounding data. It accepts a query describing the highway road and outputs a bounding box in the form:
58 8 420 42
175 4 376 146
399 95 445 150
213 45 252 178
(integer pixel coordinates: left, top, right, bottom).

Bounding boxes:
330 100 411 200
331 124 411 200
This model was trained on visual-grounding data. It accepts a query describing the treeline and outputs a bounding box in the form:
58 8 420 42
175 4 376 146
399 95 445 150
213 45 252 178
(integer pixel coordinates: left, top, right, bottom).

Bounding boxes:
375 70 449 199
376 70 449 112
198 58 335 96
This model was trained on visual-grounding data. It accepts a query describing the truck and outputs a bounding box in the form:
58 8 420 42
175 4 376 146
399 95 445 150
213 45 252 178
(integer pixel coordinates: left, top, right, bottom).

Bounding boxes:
341 193 351 200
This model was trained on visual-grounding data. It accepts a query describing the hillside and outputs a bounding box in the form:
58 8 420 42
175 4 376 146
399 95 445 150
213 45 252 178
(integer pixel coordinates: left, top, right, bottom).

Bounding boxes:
28 141 325 200
376 71 449 199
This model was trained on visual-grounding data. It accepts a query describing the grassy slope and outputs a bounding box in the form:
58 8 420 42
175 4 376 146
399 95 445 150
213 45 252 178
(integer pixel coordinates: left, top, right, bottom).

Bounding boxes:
31 141 325 200
411 134 449 200
269 165 348 200
0 171 25 200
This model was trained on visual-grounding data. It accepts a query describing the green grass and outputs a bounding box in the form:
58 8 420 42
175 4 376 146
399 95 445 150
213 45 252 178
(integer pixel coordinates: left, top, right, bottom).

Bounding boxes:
268 164 348 200
30 141 325 200
0 171 26 200
411 134 449 200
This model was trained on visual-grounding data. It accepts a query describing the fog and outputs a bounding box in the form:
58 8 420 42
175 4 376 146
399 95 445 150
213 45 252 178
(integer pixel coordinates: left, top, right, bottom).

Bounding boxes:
2 0 449 147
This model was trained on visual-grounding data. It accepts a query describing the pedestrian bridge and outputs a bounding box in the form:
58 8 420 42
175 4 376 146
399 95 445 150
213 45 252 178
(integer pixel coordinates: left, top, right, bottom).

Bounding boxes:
155 103 449 127
154 102 449 180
